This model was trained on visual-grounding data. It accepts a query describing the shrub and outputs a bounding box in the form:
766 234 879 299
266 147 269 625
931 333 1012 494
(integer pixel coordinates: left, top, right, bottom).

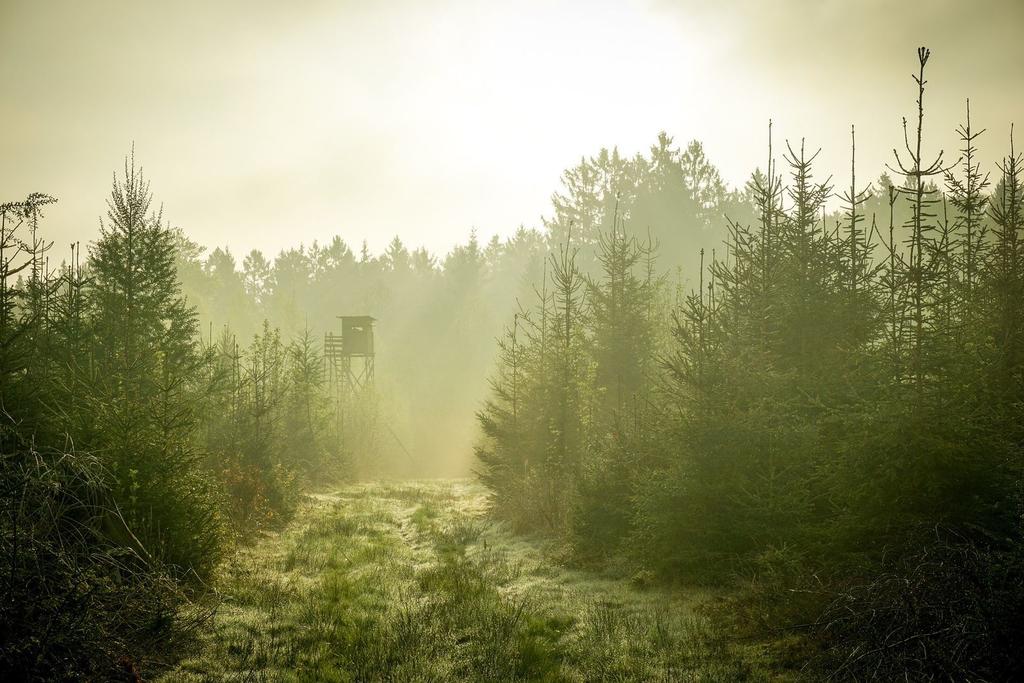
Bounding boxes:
0 426 181 681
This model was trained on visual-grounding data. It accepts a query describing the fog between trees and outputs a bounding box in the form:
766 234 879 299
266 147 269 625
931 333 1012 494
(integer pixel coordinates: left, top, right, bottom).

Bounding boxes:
3 44 1022 680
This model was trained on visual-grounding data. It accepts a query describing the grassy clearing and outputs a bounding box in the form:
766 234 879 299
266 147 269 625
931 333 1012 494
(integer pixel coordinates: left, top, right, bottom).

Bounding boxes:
160 480 779 682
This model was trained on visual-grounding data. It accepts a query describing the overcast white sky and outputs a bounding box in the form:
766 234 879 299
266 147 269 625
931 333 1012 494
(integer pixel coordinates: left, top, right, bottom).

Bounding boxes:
2 0 1021 259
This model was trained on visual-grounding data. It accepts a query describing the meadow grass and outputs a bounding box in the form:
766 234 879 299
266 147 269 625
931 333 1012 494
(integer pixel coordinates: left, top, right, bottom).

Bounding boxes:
159 480 781 682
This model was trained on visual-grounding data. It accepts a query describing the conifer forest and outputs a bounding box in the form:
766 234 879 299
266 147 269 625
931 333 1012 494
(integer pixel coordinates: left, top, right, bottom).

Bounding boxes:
2 2 1023 680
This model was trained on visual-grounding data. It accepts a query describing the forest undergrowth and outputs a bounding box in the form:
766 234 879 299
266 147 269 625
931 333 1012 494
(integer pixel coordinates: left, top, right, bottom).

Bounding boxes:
160 480 775 682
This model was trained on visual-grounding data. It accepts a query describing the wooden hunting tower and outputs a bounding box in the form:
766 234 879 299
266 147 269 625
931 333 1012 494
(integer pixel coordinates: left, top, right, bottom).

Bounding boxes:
325 315 375 393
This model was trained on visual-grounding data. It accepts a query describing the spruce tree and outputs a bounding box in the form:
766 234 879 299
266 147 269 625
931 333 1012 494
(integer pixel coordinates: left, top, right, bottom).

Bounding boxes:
87 152 221 573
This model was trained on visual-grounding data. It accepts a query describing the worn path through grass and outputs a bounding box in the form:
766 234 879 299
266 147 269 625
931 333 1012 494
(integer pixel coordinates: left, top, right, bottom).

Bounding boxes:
161 480 777 682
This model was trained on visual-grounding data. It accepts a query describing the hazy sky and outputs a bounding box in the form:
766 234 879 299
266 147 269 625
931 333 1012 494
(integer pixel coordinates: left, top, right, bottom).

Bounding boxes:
2 0 1022 260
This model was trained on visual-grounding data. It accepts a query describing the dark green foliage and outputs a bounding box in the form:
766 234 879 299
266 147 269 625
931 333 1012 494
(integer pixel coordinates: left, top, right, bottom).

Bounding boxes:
0 425 179 681
814 536 1024 680
475 312 531 525
84 156 224 576
476 233 593 532
0 194 57 422
0 153 346 677
478 47 1024 677
202 320 342 528
0 187 192 679
284 326 333 475
572 219 662 554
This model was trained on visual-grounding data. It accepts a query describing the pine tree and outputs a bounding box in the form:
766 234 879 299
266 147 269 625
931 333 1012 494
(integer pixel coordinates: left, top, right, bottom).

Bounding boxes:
0 194 55 416
284 325 332 475
475 310 531 522
944 100 990 339
588 215 657 421
987 127 1024 397
87 152 221 573
888 47 948 393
